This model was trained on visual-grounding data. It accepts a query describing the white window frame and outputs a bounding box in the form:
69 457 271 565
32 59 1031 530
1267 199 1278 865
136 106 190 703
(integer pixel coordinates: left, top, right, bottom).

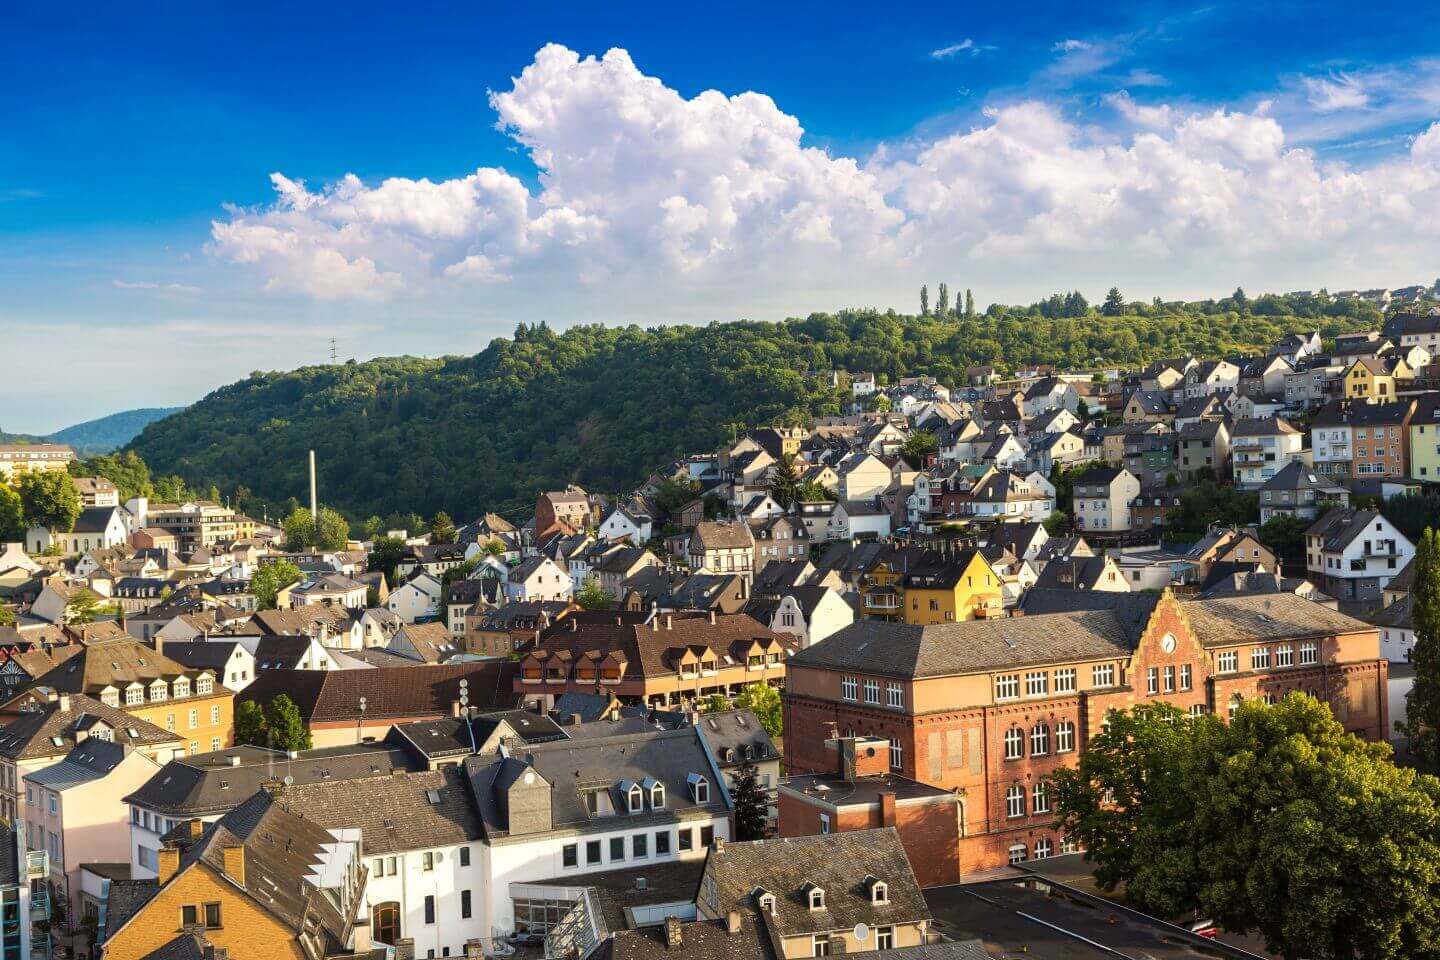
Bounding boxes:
841 676 857 701
1030 724 1049 756
1004 727 1024 760
1055 721 1074 753
1006 785 1025 819
995 674 1019 700
1054 668 1076 693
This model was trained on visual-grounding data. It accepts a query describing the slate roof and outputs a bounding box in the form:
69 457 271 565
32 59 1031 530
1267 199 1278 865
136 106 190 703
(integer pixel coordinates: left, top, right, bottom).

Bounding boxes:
702 829 929 939
0 692 179 760
123 742 419 816
1032 556 1122 591
464 726 728 840
789 610 1136 679
25 737 132 791
691 522 755 552
1181 593 1373 643
695 709 778 770
388 710 566 760
158 641 244 674
1259 461 1348 496
1306 508 1388 552
275 765 482 855
235 661 521 724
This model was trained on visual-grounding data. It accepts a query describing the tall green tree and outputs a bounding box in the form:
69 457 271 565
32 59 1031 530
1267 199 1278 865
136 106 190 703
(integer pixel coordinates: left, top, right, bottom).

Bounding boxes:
429 511 456 544
251 559 302 610
936 282 950 317
919 284 929 316
899 430 937 469
264 694 312 751
1055 696 1440 960
769 453 801 508
64 588 113 625
730 758 770 841
314 507 350 550
734 682 782 739
1102 286 1126 316
576 575 613 611
1406 528 1440 770
282 507 314 549
964 288 975 318
367 536 407 585
235 700 267 746
18 471 80 533
0 484 23 542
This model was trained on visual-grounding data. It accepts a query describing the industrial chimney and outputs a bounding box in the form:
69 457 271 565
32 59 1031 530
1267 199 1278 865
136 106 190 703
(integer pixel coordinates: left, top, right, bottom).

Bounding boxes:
309 450 318 521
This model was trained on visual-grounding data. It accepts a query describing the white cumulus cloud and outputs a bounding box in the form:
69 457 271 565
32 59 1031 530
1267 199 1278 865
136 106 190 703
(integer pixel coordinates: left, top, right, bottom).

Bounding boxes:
211 44 1440 310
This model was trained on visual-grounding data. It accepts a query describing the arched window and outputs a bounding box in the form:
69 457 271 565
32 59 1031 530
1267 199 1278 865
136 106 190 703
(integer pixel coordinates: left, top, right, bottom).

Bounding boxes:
1003 727 1023 760
1030 724 1050 756
372 902 401 946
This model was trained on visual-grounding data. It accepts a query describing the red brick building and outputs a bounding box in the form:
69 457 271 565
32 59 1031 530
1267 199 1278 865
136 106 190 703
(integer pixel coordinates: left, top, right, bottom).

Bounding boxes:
778 735 965 888
782 589 1388 874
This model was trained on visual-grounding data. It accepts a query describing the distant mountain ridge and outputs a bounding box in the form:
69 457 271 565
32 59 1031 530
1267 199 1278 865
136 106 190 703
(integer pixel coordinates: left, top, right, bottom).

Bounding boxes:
2 407 184 456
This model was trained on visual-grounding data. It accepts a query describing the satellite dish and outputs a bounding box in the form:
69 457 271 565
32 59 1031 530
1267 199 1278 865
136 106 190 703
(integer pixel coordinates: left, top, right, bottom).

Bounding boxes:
854 923 869 942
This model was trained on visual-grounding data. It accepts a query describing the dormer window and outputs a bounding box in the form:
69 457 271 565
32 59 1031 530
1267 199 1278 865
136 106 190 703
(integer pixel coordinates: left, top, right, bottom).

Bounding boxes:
688 773 709 804
622 781 643 814
173 677 190 698
805 884 826 911
196 676 213 695
148 680 168 702
124 685 143 706
649 781 665 810
866 876 889 904
754 888 776 915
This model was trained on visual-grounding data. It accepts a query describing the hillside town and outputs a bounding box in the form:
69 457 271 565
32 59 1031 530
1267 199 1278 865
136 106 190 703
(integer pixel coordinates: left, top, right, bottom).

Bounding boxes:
6 309 1440 960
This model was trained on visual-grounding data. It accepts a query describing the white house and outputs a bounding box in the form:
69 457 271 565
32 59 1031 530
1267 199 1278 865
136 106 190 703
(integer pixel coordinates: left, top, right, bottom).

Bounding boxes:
387 571 444 623
758 586 854 648
1306 508 1415 604
1020 377 1079 418
1072 468 1141 534
835 453 892 501
1232 417 1305 489
598 506 653 544
505 556 573 603
832 501 892 541
26 506 129 556
467 726 731 947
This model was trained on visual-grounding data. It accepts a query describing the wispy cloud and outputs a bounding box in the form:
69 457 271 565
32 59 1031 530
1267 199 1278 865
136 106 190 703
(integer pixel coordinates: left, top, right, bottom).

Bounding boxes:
1124 68 1168 87
1302 72 1369 112
0 188 44 202
113 279 202 294
1053 39 1090 52
931 39 993 59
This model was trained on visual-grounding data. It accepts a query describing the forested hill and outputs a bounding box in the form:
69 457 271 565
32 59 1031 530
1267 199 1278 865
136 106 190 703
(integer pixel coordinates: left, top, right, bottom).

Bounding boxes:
128 296 1380 522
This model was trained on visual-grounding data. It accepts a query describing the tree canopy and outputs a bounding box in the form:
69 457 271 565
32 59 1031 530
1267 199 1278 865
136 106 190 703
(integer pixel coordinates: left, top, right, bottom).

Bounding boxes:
128 300 1377 523
251 559 302 610
1053 696 1440 960
18 470 80 533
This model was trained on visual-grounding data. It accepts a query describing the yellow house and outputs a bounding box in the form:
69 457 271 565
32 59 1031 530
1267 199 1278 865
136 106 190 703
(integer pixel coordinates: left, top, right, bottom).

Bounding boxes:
1410 394 1440 482
1343 357 1409 402
901 550 1004 624
100 792 367 960
861 549 1005 624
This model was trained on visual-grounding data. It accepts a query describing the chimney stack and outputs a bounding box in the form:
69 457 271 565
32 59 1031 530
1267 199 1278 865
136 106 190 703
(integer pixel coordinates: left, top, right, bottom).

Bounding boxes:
157 847 180 885
222 845 246 886
188 818 205 841
727 911 742 935
879 790 897 827
664 916 683 950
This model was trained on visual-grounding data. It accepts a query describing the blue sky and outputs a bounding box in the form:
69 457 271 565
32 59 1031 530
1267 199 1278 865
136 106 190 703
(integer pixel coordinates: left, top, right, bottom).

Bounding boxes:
5 0 1440 431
